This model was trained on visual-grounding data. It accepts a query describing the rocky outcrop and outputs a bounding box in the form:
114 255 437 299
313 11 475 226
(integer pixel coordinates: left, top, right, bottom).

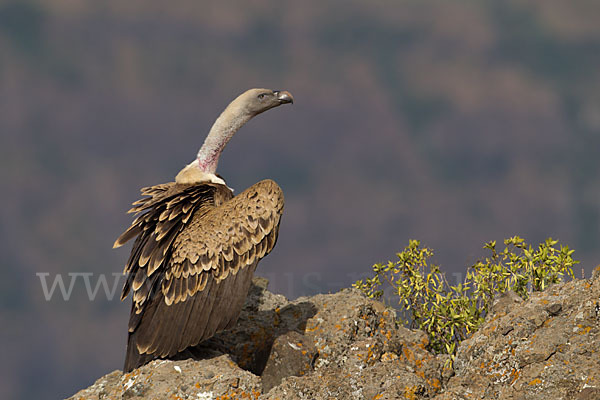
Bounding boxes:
69 269 600 400
435 268 600 400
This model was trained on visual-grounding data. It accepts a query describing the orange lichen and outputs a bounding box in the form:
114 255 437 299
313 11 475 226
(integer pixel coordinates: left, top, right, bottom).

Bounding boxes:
576 324 592 335
305 322 320 333
402 346 415 363
403 385 419 400
427 378 441 389
509 368 521 385
415 358 423 369
528 378 542 386
215 388 261 400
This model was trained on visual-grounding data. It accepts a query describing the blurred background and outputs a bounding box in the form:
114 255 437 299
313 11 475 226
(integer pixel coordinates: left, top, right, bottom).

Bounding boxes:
1 0 599 398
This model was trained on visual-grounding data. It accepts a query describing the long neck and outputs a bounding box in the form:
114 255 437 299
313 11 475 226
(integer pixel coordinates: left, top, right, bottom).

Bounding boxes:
196 105 252 174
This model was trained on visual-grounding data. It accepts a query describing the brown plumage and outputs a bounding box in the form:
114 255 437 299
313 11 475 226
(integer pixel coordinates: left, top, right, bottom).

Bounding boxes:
114 89 293 372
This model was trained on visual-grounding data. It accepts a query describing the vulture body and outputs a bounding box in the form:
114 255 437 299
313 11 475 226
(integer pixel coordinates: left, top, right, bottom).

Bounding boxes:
114 89 293 372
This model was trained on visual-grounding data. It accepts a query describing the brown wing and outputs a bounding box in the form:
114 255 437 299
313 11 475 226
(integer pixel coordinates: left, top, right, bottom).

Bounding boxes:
117 179 284 372
114 182 229 310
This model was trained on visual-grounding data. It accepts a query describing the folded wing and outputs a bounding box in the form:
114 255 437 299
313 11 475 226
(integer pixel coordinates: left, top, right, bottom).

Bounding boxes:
116 179 284 372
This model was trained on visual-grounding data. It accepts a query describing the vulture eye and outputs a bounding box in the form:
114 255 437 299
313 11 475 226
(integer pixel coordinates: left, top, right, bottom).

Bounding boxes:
257 93 266 99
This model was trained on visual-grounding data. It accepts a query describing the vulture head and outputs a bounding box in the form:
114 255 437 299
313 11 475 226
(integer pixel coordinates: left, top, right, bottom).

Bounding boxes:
235 88 294 116
176 88 294 183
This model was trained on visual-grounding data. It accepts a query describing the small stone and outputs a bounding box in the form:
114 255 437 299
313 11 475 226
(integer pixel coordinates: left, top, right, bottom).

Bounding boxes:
546 303 562 316
261 331 317 393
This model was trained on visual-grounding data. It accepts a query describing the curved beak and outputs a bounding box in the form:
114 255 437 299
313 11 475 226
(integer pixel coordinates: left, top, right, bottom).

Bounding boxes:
275 90 294 104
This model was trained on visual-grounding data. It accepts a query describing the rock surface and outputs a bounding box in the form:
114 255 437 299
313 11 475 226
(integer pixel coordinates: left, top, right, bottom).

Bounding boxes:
435 267 600 400
69 270 600 400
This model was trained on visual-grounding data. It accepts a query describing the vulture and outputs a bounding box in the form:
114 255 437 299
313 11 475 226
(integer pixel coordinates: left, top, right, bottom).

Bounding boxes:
114 88 293 372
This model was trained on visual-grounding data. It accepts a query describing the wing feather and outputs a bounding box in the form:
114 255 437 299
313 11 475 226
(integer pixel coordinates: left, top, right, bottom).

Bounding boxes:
186 273 197 295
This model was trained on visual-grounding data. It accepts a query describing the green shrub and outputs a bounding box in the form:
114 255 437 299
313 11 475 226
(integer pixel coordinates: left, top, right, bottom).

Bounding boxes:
353 236 577 356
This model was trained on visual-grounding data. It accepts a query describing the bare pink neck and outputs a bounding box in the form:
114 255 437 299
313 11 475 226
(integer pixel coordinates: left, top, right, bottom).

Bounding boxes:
196 105 253 174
